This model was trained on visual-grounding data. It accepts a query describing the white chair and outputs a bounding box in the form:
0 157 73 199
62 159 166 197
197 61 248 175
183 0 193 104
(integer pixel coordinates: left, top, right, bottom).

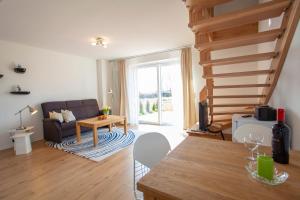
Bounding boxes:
133 132 171 200
234 124 273 146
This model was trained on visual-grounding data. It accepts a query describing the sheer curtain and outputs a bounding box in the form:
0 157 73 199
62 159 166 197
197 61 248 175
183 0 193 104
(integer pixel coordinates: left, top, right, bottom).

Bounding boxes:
181 48 197 129
118 60 129 118
126 64 139 125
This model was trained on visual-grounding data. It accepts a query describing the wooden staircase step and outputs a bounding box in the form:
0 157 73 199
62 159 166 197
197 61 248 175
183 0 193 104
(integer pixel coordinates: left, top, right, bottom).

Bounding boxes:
201 52 276 66
213 118 232 122
221 122 233 130
185 0 232 9
212 110 255 115
213 103 260 107
196 29 282 51
213 84 271 89
213 94 266 98
204 70 274 79
212 23 258 41
192 0 290 33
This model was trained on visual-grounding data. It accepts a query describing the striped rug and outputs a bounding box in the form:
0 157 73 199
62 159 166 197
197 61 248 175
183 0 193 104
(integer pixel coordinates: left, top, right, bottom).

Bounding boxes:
46 128 135 162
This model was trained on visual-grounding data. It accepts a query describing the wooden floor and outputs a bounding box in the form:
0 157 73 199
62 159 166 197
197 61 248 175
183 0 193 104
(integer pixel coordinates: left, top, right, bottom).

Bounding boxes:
0 125 187 200
0 140 135 200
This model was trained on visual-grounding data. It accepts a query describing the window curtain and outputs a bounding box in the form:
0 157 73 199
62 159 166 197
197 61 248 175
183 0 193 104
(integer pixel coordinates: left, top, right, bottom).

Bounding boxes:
118 60 129 118
126 64 139 125
181 48 197 129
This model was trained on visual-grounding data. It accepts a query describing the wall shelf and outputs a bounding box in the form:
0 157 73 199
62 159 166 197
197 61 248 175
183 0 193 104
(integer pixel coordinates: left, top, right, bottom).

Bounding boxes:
14 66 26 74
10 91 31 95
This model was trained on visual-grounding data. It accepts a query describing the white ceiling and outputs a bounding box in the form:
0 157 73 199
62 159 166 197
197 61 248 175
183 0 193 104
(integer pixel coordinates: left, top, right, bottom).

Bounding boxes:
0 0 193 60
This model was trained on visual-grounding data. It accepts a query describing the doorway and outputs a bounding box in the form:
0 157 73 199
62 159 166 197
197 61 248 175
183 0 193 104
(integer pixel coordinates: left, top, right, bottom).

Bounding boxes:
137 59 183 126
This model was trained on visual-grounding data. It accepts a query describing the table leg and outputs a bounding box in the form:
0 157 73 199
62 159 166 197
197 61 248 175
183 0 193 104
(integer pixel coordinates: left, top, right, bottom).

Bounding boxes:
93 126 98 147
109 123 112 132
124 117 128 134
76 123 81 143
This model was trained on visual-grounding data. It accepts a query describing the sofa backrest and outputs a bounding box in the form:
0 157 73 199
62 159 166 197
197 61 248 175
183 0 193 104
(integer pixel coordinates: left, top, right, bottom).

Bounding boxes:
41 99 100 120
65 99 100 120
41 101 67 118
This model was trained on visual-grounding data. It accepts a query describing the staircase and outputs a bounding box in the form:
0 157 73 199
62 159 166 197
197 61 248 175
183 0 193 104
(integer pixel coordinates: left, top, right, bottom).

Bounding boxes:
184 0 300 125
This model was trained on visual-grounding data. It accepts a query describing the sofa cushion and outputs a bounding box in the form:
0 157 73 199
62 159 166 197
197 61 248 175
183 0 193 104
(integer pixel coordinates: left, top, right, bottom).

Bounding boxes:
41 101 67 118
61 110 76 123
49 111 64 123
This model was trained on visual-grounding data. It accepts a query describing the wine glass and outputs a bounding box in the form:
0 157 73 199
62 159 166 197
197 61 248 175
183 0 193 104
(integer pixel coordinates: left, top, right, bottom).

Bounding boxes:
243 134 258 161
252 135 264 156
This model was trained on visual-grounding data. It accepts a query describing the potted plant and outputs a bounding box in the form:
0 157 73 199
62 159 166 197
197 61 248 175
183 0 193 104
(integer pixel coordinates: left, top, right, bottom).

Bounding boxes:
102 105 111 119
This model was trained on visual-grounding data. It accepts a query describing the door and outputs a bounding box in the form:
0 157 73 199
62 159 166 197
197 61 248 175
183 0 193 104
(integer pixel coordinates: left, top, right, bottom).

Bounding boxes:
138 60 183 125
138 66 159 124
160 62 183 125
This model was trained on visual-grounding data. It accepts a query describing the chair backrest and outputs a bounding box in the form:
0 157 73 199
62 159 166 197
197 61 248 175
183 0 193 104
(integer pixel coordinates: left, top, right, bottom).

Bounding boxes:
234 124 272 146
133 132 171 169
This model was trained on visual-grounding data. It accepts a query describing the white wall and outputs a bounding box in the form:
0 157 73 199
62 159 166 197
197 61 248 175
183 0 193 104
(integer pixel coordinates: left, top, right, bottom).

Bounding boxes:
270 24 300 150
268 23 300 150
258 0 300 150
0 40 98 150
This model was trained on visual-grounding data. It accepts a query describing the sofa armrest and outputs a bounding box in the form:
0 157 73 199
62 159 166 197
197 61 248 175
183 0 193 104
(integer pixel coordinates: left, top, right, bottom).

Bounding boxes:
43 118 63 143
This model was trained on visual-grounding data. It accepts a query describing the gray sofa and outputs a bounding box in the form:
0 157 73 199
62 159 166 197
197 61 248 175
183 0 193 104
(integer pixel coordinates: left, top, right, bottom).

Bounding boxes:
41 99 103 143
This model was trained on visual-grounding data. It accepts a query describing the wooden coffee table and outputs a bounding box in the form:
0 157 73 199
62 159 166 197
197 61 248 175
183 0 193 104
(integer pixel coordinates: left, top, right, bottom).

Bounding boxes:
76 115 127 147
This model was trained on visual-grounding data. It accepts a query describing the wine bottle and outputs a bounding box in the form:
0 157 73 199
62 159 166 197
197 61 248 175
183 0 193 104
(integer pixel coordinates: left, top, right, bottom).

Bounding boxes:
272 108 290 164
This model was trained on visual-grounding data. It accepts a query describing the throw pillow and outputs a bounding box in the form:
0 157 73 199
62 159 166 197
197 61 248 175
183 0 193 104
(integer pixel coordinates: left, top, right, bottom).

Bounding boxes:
61 110 76 123
49 111 64 123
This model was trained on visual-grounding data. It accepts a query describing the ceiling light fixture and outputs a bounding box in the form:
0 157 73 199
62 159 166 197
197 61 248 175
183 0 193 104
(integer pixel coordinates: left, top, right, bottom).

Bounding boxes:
91 37 108 48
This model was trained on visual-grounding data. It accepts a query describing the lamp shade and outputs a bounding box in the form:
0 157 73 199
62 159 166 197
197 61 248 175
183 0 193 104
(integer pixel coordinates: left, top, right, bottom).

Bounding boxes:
28 106 38 115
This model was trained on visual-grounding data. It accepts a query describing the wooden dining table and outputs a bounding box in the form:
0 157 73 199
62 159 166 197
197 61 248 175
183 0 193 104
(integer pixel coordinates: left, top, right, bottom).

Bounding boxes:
137 136 300 200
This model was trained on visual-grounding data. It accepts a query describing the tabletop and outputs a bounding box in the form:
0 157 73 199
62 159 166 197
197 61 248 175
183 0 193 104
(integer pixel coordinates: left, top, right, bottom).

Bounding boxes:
77 115 125 126
137 136 300 200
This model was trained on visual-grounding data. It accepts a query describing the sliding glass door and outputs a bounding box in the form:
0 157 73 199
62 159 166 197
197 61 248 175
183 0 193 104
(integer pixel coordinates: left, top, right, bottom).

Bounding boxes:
138 67 159 124
160 63 183 125
138 60 183 125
